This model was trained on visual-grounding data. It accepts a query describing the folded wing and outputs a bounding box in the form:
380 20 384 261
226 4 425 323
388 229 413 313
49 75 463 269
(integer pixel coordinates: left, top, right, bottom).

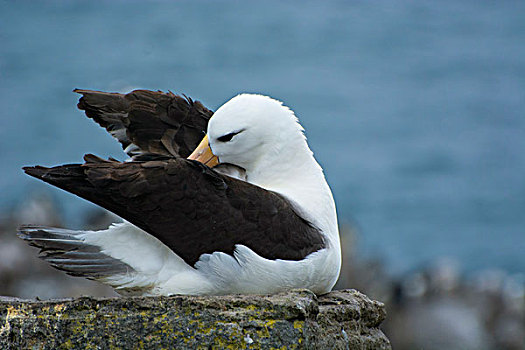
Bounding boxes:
23 155 325 266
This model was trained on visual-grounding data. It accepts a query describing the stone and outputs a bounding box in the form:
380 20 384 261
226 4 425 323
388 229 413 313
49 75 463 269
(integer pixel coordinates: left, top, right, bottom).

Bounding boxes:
0 289 390 349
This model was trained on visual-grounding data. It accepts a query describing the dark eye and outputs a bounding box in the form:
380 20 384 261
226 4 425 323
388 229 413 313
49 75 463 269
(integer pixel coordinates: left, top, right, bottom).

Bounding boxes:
217 130 243 142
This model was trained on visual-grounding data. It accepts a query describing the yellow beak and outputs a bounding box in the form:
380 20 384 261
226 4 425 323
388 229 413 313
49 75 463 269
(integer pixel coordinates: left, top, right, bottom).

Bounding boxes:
187 135 219 167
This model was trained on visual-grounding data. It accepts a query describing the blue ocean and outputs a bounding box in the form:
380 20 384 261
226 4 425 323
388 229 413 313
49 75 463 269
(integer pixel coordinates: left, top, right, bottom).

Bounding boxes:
1 1 524 276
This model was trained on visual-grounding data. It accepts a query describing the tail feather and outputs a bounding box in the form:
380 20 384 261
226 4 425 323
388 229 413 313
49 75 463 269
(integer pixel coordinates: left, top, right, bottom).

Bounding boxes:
18 225 134 279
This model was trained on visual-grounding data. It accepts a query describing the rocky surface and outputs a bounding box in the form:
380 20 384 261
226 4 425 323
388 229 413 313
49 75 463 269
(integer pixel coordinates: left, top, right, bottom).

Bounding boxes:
0 289 390 349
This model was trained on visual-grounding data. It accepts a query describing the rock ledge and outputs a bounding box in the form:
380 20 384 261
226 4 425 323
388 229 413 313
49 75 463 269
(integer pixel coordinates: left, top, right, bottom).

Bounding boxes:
0 289 390 349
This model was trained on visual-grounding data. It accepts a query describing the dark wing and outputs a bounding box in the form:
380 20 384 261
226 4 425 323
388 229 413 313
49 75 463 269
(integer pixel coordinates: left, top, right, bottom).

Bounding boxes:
74 89 213 159
23 156 325 266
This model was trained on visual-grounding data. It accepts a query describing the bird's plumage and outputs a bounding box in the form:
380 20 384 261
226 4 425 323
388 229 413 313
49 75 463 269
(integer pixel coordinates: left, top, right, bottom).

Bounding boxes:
18 89 341 296
75 88 212 159
23 154 325 267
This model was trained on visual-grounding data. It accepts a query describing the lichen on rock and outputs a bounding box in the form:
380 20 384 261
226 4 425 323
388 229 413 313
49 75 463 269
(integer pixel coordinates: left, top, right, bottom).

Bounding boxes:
0 289 390 349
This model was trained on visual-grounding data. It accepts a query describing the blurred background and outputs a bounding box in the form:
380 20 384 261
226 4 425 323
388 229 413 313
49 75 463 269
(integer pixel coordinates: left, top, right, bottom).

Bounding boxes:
1 1 524 349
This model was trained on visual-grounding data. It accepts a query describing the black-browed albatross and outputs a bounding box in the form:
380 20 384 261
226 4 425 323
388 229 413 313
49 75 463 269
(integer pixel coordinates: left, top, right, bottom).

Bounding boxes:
18 89 341 296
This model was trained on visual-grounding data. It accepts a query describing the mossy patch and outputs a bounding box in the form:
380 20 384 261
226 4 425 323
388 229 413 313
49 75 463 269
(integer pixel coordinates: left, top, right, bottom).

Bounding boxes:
0 290 390 349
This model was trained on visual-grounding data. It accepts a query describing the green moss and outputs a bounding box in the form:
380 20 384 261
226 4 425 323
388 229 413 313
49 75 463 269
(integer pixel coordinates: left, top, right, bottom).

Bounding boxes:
0 290 391 349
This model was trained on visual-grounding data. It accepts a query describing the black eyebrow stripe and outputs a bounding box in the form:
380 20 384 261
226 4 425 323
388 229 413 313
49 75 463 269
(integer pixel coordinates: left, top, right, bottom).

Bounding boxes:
217 129 245 142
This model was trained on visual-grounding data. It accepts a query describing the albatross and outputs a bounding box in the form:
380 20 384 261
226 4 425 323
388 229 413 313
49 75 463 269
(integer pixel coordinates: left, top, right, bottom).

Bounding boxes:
18 89 341 296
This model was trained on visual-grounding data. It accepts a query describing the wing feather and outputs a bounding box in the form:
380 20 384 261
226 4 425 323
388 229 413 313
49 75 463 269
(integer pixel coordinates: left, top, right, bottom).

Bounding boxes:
23 156 325 266
74 89 213 158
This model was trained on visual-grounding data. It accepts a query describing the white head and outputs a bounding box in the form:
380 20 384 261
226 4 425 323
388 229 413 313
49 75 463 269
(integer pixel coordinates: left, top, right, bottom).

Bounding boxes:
206 94 310 176
188 94 317 186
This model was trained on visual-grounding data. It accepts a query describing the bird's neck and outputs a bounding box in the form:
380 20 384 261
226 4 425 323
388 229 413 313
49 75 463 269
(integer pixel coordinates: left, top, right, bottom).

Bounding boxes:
247 145 339 245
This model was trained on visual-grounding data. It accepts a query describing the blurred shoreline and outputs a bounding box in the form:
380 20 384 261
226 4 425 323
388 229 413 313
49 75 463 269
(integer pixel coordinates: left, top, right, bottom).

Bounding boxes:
1 192 523 349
